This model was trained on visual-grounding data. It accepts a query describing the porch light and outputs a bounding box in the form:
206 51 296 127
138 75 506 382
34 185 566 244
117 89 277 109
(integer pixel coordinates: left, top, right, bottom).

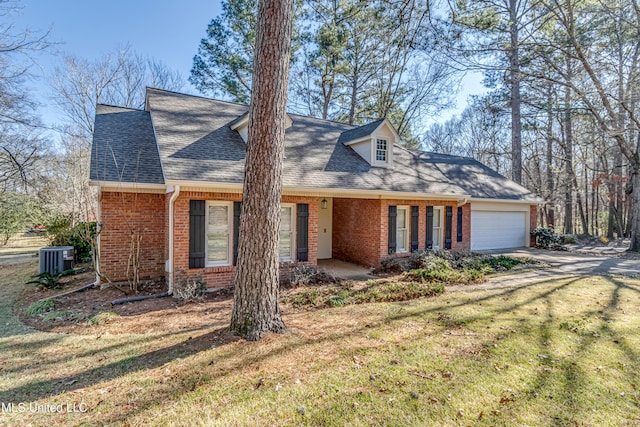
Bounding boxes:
321 198 328 209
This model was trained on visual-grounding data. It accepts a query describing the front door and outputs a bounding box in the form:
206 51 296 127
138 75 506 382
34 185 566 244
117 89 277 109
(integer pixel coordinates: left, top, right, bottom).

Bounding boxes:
317 198 333 259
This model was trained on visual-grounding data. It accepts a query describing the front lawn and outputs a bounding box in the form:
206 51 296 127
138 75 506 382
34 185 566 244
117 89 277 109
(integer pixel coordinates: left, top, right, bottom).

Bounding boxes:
1 261 639 426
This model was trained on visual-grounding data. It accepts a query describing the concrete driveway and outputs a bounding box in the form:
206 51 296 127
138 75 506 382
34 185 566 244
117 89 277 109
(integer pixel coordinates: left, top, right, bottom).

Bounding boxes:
498 248 640 276
453 248 640 292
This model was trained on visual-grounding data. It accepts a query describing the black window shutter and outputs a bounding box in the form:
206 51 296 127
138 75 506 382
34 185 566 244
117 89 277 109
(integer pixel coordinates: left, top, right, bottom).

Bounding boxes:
388 206 397 254
233 201 242 265
426 206 433 250
189 200 206 268
457 206 463 242
445 206 453 250
411 206 419 252
297 204 309 262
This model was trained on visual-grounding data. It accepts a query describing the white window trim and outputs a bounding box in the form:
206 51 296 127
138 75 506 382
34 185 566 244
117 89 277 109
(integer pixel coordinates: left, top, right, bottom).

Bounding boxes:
396 205 409 253
375 138 388 162
206 201 233 267
433 206 443 250
279 203 297 263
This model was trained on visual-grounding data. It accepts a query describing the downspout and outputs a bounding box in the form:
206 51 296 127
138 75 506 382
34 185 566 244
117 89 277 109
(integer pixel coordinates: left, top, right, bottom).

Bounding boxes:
167 185 181 294
457 197 470 207
93 187 102 287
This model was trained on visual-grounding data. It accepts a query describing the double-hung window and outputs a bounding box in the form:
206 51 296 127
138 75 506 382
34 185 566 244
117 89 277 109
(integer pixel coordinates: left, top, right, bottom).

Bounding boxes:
432 207 442 249
396 206 409 253
206 202 232 266
279 204 296 262
376 138 388 162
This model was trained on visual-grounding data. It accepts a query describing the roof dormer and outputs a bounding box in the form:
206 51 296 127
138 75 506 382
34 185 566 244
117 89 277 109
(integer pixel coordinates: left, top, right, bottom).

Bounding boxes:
230 111 293 143
338 118 400 168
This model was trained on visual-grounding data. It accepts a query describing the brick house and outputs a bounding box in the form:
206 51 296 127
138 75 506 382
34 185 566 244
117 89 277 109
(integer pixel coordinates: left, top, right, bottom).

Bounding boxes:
90 88 541 289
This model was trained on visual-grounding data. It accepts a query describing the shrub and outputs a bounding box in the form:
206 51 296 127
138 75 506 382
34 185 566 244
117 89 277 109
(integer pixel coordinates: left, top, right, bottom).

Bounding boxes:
351 281 445 303
46 215 96 263
88 312 120 325
531 227 559 248
558 234 578 244
26 299 55 316
26 270 74 289
327 289 349 307
482 255 522 270
173 270 207 302
287 289 321 307
289 264 337 286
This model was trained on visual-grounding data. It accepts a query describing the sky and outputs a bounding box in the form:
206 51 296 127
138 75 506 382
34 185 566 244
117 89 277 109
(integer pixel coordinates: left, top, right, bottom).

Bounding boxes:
11 0 486 135
13 0 221 128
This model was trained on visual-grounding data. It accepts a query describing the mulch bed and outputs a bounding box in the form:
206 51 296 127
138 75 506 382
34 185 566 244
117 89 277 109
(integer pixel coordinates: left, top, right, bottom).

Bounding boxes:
15 268 237 335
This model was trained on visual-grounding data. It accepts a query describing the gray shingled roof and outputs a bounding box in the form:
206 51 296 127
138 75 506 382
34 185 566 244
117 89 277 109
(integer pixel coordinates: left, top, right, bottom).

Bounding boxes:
90 88 539 202
337 119 386 144
90 105 164 184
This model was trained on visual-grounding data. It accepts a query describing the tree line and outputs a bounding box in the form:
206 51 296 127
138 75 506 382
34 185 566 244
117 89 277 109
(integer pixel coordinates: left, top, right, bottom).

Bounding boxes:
1 0 639 250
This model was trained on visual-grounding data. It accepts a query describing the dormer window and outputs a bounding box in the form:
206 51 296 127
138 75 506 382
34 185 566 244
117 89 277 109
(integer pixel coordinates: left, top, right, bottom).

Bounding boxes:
376 139 388 162
339 118 399 168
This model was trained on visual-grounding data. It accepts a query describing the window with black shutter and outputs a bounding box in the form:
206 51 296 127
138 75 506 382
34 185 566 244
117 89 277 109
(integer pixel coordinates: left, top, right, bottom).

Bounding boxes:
233 201 242 265
426 206 433 250
411 206 419 252
189 200 206 268
445 206 453 249
296 204 309 262
457 206 463 242
388 205 397 254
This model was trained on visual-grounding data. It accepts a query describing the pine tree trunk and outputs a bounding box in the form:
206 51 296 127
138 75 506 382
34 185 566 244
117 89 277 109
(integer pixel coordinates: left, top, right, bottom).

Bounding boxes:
629 165 640 251
509 0 522 185
563 60 574 234
230 0 294 341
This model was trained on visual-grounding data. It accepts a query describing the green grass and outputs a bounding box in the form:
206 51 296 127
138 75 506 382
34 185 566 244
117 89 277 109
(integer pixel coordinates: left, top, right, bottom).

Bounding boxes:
25 298 55 316
284 280 445 308
41 310 82 322
0 260 639 426
87 311 120 326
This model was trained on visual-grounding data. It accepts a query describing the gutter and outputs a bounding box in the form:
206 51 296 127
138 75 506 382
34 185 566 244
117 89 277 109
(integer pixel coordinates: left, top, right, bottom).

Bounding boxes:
167 185 181 295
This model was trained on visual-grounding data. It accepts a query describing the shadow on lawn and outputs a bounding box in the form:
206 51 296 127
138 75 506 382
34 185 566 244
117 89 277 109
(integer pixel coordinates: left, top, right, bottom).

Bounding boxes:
0 327 240 405
3 274 640 425
0 277 566 415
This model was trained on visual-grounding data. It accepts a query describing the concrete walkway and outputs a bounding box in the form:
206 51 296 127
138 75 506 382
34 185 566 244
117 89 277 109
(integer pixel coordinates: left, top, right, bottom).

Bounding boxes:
317 259 373 281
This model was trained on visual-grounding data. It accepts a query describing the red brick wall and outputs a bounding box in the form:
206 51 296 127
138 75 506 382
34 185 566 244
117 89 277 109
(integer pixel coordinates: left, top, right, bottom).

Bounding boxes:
457 203 471 252
173 191 318 289
100 191 166 282
530 204 538 247
332 198 382 267
379 199 462 258
332 198 470 268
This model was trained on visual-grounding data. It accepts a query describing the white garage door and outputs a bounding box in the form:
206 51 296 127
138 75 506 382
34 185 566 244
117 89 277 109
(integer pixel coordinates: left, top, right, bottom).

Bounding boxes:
471 211 526 251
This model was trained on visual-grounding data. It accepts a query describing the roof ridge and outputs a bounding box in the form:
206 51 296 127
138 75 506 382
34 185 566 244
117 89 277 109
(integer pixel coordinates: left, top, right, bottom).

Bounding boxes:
405 146 477 162
145 87 250 108
145 87 374 130
96 103 144 112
